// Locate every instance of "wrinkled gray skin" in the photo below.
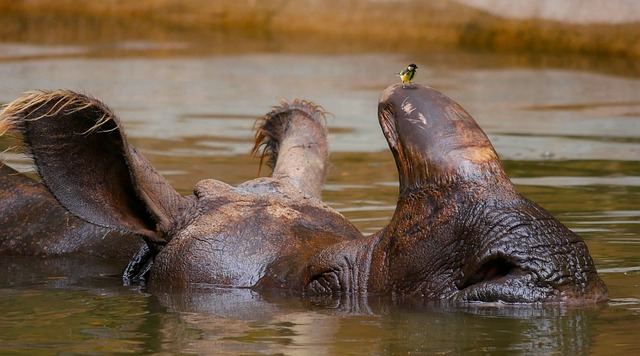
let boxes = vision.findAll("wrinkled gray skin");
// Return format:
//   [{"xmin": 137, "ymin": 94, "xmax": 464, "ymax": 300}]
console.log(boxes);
[
  {"xmin": 0, "ymin": 86, "xmax": 607, "ymax": 303},
  {"xmin": 0, "ymin": 91, "xmax": 364, "ymax": 288},
  {"xmin": 368, "ymin": 84, "xmax": 607, "ymax": 302}
]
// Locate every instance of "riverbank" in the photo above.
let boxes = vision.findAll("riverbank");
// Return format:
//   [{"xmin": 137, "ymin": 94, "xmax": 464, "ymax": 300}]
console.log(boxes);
[{"xmin": 0, "ymin": 0, "xmax": 638, "ymax": 57}]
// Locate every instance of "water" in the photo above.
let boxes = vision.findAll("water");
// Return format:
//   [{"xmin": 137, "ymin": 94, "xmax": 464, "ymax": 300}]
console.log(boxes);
[{"xmin": 0, "ymin": 39, "xmax": 639, "ymax": 354}]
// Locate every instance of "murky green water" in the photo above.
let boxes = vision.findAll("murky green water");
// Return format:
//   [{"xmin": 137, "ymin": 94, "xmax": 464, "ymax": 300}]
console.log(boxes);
[{"xmin": 0, "ymin": 39, "xmax": 639, "ymax": 354}]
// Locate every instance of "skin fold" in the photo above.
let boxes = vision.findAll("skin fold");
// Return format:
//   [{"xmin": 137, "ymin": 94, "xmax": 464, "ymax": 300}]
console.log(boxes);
[
  {"xmin": 0, "ymin": 86, "xmax": 607, "ymax": 303},
  {"xmin": 368, "ymin": 84, "xmax": 607, "ymax": 302}
]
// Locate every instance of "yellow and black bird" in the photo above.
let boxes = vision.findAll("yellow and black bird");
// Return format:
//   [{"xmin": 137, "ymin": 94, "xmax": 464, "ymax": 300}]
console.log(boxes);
[{"xmin": 397, "ymin": 63, "xmax": 418, "ymax": 88}]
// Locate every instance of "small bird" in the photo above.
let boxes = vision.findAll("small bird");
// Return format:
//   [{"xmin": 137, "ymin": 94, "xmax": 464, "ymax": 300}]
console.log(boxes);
[{"xmin": 397, "ymin": 63, "xmax": 418, "ymax": 88}]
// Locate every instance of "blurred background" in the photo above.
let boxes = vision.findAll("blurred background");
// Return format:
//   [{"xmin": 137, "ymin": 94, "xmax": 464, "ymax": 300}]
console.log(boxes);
[{"xmin": 1, "ymin": 0, "xmax": 639, "ymax": 57}]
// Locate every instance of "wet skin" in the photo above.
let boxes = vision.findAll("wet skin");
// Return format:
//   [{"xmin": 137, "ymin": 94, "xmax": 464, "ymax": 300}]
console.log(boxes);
[
  {"xmin": 369, "ymin": 84, "xmax": 607, "ymax": 302},
  {"xmin": 0, "ymin": 164, "xmax": 141, "ymax": 259},
  {"xmin": 0, "ymin": 86, "xmax": 607, "ymax": 303}
]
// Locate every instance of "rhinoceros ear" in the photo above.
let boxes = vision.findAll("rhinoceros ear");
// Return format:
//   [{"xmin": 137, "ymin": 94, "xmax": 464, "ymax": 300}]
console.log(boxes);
[{"xmin": 0, "ymin": 90, "xmax": 186, "ymax": 244}]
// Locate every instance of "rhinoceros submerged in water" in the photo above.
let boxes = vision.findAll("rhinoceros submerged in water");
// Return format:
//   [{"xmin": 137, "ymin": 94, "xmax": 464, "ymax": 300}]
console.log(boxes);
[{"xmin": 0, "ymin": 84, "xmax": 607, "ymax": 303}]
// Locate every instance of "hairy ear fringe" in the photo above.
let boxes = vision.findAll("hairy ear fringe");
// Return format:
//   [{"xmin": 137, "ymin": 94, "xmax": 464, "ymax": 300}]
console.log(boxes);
[
  {"xmin": 251, "ymin": 98, "xmax": 328, "ymax": 175},
  {"xmin": 1, "ymin": 89, "xmax": 118, "ymax": 136},
  {"xmin": 0, "ymin": 89, "xmax": 120, "ymax": 162}
]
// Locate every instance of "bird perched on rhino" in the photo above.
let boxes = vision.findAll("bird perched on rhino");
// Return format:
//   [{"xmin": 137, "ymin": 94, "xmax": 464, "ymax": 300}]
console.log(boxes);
[{"xmin": 397, "ymin": 63, "xmax": 418, "ymax": 88}]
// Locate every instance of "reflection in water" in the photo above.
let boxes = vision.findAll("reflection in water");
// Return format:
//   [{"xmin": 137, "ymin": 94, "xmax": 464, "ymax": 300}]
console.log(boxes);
[
  {"xmin": 148, "ymin": 288, "xmax": 604, "ymax": 355},
  {"xmin": 378, "ymin": 303, "xmax": 602, "ymax": 355},
  {"xmin": 155, "ymin": 289, "xmax": 339, "ymax": 355},
  {"xmin": 0, "ymin": 257, "xmax": 148, "ymax": 354},
  {"xmin": 0, "ymin": 288, "xmax": 150, "ymax": 354},
  {"xmin": 0, "ymin": 258, "xmax": 605, "ymax": 355}
]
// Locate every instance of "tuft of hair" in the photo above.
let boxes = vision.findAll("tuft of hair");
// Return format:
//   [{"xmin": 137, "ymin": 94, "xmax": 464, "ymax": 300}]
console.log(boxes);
[
  {"xmin": 0, "ymin": 89, "xmax": 118, "ymax": 145},
  {"xmin": 251, "ymin": 98, "xmax": 328, "ymax": 174}
]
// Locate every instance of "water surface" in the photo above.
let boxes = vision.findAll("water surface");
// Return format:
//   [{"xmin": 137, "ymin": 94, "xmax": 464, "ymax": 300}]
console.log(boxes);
[{"xmin": 0, "ymin": 40, "xmax": 639, "ymax": 354}]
